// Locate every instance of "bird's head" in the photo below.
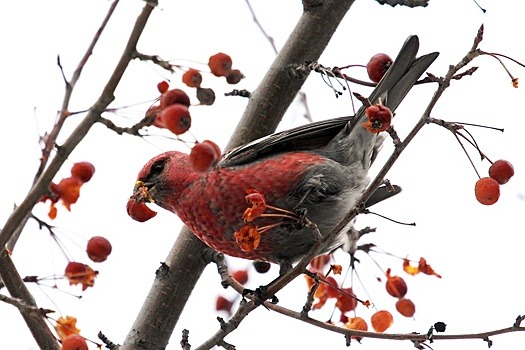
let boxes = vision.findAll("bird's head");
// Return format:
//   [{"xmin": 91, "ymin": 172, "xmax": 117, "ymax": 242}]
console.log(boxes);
[{"xmin": 129, "ymin": 151, "xmax": 197, "ymax": 218}]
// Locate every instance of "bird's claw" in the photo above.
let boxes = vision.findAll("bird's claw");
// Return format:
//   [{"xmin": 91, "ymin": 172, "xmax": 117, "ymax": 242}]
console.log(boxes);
[{"xmin": 242, "ymin": 285, "xmax": 279, "ymax": 306}]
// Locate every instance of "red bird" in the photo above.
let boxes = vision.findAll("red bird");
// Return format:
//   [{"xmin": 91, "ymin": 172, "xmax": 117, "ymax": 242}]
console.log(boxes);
[{"xmin": 133, "ymin": 36, "xmax": 438, "ymax": 275}]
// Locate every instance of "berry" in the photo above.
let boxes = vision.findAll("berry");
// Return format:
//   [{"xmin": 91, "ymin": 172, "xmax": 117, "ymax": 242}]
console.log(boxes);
[
  {"xmin": 127, "ymin": 199, "xmax": 157, "ymax": 222},
  {"xmin": 232, "ymin": 269, "xmax": 249, "ymax": 284},
  {"xmin": 64, "ymin": 262, "xmax": 97, "ymax": 290},
  {"xmin": 434, "ymin": 321, "xmax": 447, "ymax": 332},
  {"xmin": 253, "ymin": 261, "xmax": 271, "ymax": 273},
  {"xmin": 160, "ymin": 88, "xmax": 191, "ymax": 108},
  {"xmin": 208, "ymin": 52, "xmax": 232, "ymax": 77},
  {"xmin": 215, "ymin": 296, "xmax": 233, "ymax": 314},
  {"xmin": 474, "ymin": 177, "xmax": 500, "ymax": 205},
  {"xmin": 366, "ymin": 53, "xmax": 393, "ymax": 83},
  {"xmin": 61, "ymin": 334, "xmax": 88, "ymax": 350},
  {"xmin": 395, "ymin": 298, "xmax": 415, "ymax": 317},
  {"xmin": 65, "ymin": 262, "xmax": 87, "ymax": 276},
  {"xmin": 363, "ymin": 103, "xmax": 392, "ymax": 133},
  {"xmin": 189, "ymin": 141, "xmax": 220, "ymax": 172},
  {"xmin": 57, "ymin": 177, "xmax": 83, "ymax": 210},
  {"xmin": 86, "ymin": 236, "xmax": 112, "ymax": 263},
  {"xmin": 488, "ymin": 159, "xmax": 514, "ymax": 185},
  {"xmin": 196, "ymin": 87, "xmax": 216, "ymax": 105},
  {"xmin": 157, "ymin": 104, "xmax": 192, "ymax": 135},
  {"xmin": 344, "ymin": 317, "xmax": 368, "ymax": 340},
  {"xmin": 371, "ymin": 310, "xmax": 393, "ymax": 333},
  {"xmin": 385, "ymin": 269, "xmax": 407, "ymax": 298},
  {"xmin": 71, "ymin": 162, "xmax": 95, "ymax": 183},
  {"xmin": 146, "ymin": 105, "xmax": 161, "ymax": 122},
  {"xmin": 226, "ymin": 69, "xmax": 244, "ymax": 84},
  {"xmin": 157, "ymin": 80, "xmax": 169, "ymax": 94},
  {"xmin": 335, "ymin": 287, "xmax": 357, "ymax": 313},
  {"xmin": 182, "ymin": 68, "xmax": 202, "ymax": 88}
]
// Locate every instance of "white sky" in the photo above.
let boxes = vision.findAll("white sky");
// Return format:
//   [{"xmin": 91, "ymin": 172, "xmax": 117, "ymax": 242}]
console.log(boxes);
[{"xmin": 1, "ymin": 1, "xmax": 524, "ymax": 349}]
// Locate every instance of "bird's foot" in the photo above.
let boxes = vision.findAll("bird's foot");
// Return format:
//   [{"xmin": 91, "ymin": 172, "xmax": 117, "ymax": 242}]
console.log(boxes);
[{"xmin": 242, "ymin": 285, "xmax": 279, "ymax": 306}]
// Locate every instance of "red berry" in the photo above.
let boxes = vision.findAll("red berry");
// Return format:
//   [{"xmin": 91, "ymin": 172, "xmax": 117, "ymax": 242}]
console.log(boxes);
[
  {"xmin": 189, "ymin": 141, "xmax": 220, "ymax": 172},
  {"xmin": 86, "ymin": 236, "xmax": 112, "ymax": 263},
  {"xmin": 363, "ymin": 103, "xmax": 392, "ymax": 133},
  {"xmin": 385, "ymin": 269, "xmax": 407, "ymax": 298},
  {"xmin": 146, "ymin": 104, "xmax": 161, "ymax": 123},
  {"xmin": 395, "ymin": 298, "xmax": 416, "ymax": 317},
  {"xmin": 215, "ymin": 295, "xmax": 233, "ymax": 314},
  {"xmin": 157, "ymin": 104, "xmax": 192, "ymax": 135},
  {"xmin": 202, "ymin": 140, "xmax": 221, "ymax": 159},
  {"xmin": 366, "ymin": 53, "xmax": 393, "ymax": 83},
  {"xmin": 208, "ymin": 52, "xmax": 232, "ymax": 77},
  {"xmin": 335, "ymin": 287, "xmax": 357, "ymax": 313},
  {"xmin": 157, "ymin": 81, "xmax": 169, "ymax": 94},
  {"xmin": 57, "ymin": 177, "xmax": 83, "ymax": 210},
  {"xmin": 71, "ymin": 162, "xmax": 95, "ymax": 183},
  {"xmin": 344, "ymin": 317, "xmax": 368, "ymax": 340},
  {"xmin": 160, "ymin": 88, "xmax": 191, "ymax": 108},
  {"xmin": 253, "ymin": 261, "xmax": 271, "ymax": 273},
  {"xmin": 127, "ymin": 199, "xmax": 157, "ymax": 222},
  {"xmin": 226, "ymin": 69, "xmax": 244, "ymax": 84},
  {"xmin": 65, "ymin": 262, "xmax": 87, "ymax": 276},
  {"xmin": 61, "ymin": 334, "xmax": 88, "ymax": 350},
  {"xmin": 371, "ymin": 310, "xmax": 393, "ymax": 333},
  {"xmin": 182, "ymin": 68, "xmax": 202, "ymax": 88},
  {"xmin": 475, "ymin": 177, "xmax": 500, "ymax": 205},
  {"xmin": 232, "ymin": 269, "xmax": 249, "ymax": 284},
  {"xmin": 489, "ymin": 159, "xmax": 514, "ymax": 185}
]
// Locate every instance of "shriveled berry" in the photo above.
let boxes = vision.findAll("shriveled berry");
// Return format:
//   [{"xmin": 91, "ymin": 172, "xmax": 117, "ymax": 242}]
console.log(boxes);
[
  {"xmin": 366, "ymin": 53, "xmax": 393, "ymax": 83},
  {"xmin": 189, "ymin": 141, "xmax": 220, "ymax": 172},
  {"xmin": 86, "ymin": 236, "xmax": 112, "ymax": 263},
  {"xmin": 434, "ymin": 321, "xmax": 447, "ymax": 332},
  {"xmin": 363, "ymin": 103, "xmax": 392, "ymax": 133},
  {"xmin": 57, "ymin": 177, "xmax": 83, "ymax": 210},
  {"xmin": 71, "ymin": 162, "xmax": 95, "ymax": 183},
  {"xmin": 160, "ymin": 88, "xmax": 191, "ymax": 108},
  {"xmin": 157, "ymin": 81, "xmax": 169, "ymax": 94},
  {"xmin": 182, "ymin": 68, "xmax": 202, "ymax": 88},
  {"xmin": 208, "ymin": 52, "xmax": 232, "ymax": 77},
  {"xmin": 371, "ymin": 310, "xmax": 393, "ymax": 333},
  {"xmin": 489, "ymin": 159, "xmax": 514, "ymax": 185},
  {"xmin": 127, "ymin": 199, "xmax": 157, "ymax": 222},
  {"xmin": 226, "ymin": 69, "xmax": 244, "ymax": 84},
  {"xmin": 475, "ymin": 177, "xmax": 500, "ymax": 205},
  {"xmin": 253, "ymin": 261, "xmax": 271, "ymax": 273},
  {"xmin": 196, "ymin": 87, "xmax": 215, "ymax": 106},
  {"xmin": 395, "ymin": 298, "xmax": 415, "ymax": 317},
  {"xmin": 61, "ymin": 334, "xmax": 88, "ymax": 350},
  {"xmin": 158, "ymin": 104, "xmax": 192, "ymax": 135}
]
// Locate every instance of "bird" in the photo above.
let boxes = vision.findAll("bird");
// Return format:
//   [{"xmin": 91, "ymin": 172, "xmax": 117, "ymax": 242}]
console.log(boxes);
[{"xmin": 132, "ymin": 36, "xmax": 439, "ymax": 276}]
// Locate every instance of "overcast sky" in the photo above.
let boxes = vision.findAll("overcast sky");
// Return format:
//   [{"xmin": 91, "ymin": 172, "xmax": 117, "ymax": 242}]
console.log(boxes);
[{"xmin": 1, "ymin": 1, "xmax": 524, "ymax": 349}]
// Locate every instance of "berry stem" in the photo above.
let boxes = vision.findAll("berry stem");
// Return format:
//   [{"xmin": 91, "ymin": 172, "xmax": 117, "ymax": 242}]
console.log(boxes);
[{"xmin": 453, "ymin": 132, "xmax": 482, "ymax": 179}]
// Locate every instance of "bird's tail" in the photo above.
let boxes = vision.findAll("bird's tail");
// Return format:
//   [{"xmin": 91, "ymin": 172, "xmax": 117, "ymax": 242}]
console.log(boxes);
[{"xmin": 335, "ymin": 35, "xmax": 439, "ymax": 167}]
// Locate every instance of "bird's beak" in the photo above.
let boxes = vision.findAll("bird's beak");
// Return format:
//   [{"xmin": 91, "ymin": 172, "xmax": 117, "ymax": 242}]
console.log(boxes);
[{"xmin": 132, "ymin": 180, "xmax": 156, "ymax": 203}]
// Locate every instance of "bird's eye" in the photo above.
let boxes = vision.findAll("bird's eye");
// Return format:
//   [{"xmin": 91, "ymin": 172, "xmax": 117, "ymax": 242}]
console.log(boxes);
[{"xmin": 150, "ymin": 159, "xmax": 165, "ymax": 175}]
